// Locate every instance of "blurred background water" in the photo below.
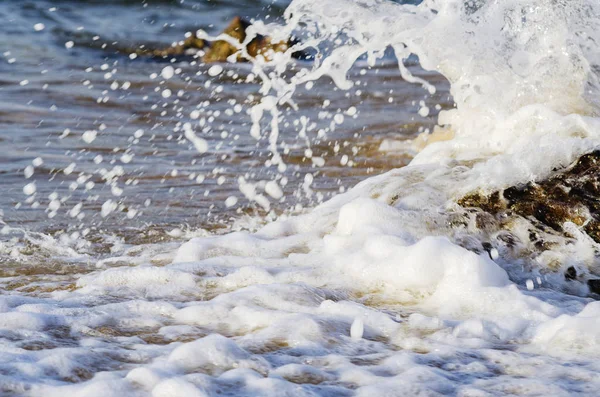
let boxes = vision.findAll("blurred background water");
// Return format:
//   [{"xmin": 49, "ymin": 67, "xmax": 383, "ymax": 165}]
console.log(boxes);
[{"xmin": 0, "ymin": 0, "xmax": 449, "ymax": 252}]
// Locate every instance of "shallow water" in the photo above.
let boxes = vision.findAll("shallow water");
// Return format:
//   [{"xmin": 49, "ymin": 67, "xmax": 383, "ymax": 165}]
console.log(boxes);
[
  {"xmin": 3, "ymin": 0, "xmax": 600, "ymax": 396},
  {"xmin": 0, "ymin": 0, "xmax": 446, "ymax": 237}
]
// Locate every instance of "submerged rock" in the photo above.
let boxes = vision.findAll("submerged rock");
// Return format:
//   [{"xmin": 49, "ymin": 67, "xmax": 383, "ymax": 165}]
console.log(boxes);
[{"xmin": 140, "ymin": 16, "xmax": 303, "ymax": 63}]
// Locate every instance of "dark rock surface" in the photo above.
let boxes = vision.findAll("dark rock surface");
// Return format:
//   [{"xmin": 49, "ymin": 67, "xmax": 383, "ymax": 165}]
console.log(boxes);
[
  {"xmin": 459, "ymin": 151, "xmax": 600, "ymax": 242},
  {"xmin": 457, "ymin": 150, "xmax": 600, "ymax": 292}
]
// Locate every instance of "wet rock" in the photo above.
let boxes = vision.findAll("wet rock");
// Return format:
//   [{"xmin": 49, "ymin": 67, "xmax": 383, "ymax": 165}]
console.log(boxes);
[
  {"xmin": 456, "ymin": 151, "xmax": 600, "ymax": 289},
  {"xmin": 458, "ymin": 150, "xmax": 600, "ymax": 243},
  {"xmin": 202, "ymin": 16, "xmax": 250, "ymax": 63},
  {"xmin": 588, "ymin": 278, "xmax": 600, "ymax": 294},
  {"xmin": 141, "ymin": 16, "xmax": 304, "ymax": 63},
  {"xmin": 565, "ymin": 266, "xmax": 578, "ymax": 281}
]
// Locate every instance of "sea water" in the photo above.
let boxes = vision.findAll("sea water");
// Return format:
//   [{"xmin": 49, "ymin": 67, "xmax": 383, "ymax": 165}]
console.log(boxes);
[{"xmin": 2, "ymin": 0, "xmax": 600, "ymax": 396}]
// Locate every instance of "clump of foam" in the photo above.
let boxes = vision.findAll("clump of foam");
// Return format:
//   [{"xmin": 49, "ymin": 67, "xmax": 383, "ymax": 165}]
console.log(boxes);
[{"xmin": 77, "ymin": 266, "xmax": 198, "ymax": 299}]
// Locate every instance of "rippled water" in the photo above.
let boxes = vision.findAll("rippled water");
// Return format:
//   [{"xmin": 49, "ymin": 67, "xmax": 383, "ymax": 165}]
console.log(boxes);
[{"xmin": 0, "ymin": 0, "xmax": 447, "ymax": 238}]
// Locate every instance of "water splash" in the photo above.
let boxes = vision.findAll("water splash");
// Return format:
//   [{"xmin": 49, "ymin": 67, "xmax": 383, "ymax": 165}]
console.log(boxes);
[{"xmin": 238, "ymin": 0, "xmax": 600, "ymax": 168}]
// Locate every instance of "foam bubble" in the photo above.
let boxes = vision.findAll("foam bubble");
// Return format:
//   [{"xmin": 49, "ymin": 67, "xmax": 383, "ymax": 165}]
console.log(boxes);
[
  {"xmin": 208, "ymin": 65, "xmax": 223, "ymax": 77},
  {"xmin": 23, "ymin": 182, "xmax": 36, "ymax": 195},
  {"xmin": 161, "ymin": 66, "xmax": 175, "ymax": 80}
]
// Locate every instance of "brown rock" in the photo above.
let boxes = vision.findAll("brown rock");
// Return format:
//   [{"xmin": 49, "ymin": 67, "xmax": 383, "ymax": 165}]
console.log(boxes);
[
  {"xmin": 458, "ymin": 151, "xmax": 600, "ymax": 240},
  {"xmin": 203, "ymin": 16, "xmax": 297, "ymax": 63},
  {"xmin": 202, "ymin": 16, "xmax": 250, "ymax": 63},
  {"xmin": 457, "ymin": 151, "xmax": 600, "ymax": 285},
  {"xmin": 139, "ymin": 16, "xmax": 301, "ymax": 63}
]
